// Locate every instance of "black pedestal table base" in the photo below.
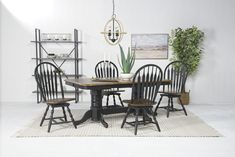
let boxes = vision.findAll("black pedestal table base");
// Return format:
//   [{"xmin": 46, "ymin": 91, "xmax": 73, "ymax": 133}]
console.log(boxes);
[{"xmin": 74, "ymin": 89, "xmax": 127, "ymax": 128}]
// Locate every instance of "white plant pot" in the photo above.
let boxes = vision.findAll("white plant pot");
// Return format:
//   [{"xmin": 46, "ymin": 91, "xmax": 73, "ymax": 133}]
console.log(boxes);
[{"xmin": 120, "ymin": 73, "xmax": 134, "ymax": 80}]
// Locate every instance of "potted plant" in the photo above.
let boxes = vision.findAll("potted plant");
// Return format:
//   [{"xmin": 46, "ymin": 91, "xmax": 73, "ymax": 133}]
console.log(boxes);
[
  {"xmin": 118, "ymin": 44, "xmax": 135, "ymax": 80},
  {"xmin": 169, "ymin": 26, "xmax": 204, "ymax": 105}
]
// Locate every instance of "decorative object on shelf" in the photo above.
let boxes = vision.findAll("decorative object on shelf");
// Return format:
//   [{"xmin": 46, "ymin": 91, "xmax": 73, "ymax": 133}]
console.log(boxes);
[
  {"xmin": 42, "ymin": 33, "xmax": 72, "ymax": 41},
  {"xmin": 59, "ymin": 53, "xmax": 70, "ymax": 58},
  {"xmin": 101, "ymin": 0, "xmax": 126, "ymax": 45},
  {"xmin": 47, "ymin": 53, "xmax": 71, "ymax": 59},
  {"xmin": 169, "ymin": 26, "xmax": 204, "ymax": 105},
  {"xmin": 47, "ymin": 53, "xmax": 56, "ymax": 59},
  {"xmin": 118, "ymin": 44, "xmax": 135, "ymax": 80},
  {"xmin": 131, "ymin": 34, "xmax": 169, "ymax": 59}
]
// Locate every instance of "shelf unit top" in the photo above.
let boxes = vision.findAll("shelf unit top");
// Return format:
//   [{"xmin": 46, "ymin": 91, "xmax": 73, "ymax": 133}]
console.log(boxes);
[
  {"xmin": 32, "ymin": 74, "xmax": 83, "ymax": 77},
  {"xmin": 31, "ymin": 57, "xmax": 83, "ymax": 60}
]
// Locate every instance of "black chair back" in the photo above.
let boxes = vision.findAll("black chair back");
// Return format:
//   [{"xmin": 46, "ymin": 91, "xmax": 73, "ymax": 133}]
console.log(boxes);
[
  {"xmin": 131, "ymin": 64, "xmax": 163, "ymax": 103},
  {"xmin": 163, "ymin": 61, "xmax": 188, "ymax": 93},
  {"xmin": 95, "ymin": 60, "xmax": 119, "ymax": 78},
  {"xmin": 34, "ymin": 62, "xmax": 64, "ymax": 102}
]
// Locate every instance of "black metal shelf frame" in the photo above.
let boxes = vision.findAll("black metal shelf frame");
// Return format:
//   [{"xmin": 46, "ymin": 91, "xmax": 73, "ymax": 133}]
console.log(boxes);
[{"xmin": 33, "ymin": 28, "xmax": 82, "ymax": 103}]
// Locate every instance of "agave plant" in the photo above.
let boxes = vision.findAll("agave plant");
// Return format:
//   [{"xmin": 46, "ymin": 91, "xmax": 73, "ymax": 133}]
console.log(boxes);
[{"xmin": 118, "ymin": 44, "xmax": 135, "ymax": 73}]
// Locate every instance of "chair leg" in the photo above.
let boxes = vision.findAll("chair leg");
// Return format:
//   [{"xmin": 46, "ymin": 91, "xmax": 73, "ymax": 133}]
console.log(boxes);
[
  {"xmin": 62, "ymin": 106, "xmax": 67, "ymax": 122},
  {"xmin": 118, "ymin": 94, "xmax": 124, "ymax": 107},
  {"xmin": 40, "ymin": 105, "xmax": 49, "ymax": 126},
  {"xmin": 167, "ymin": 97, "xmax": 170, "ymax": 118},
  {"xmin": 134, "ymin": 108, "xmax": 139, "ymax": 135},
  {"xmin": 121, "ymin": 108, "xmax": 131, "ymax": 128},
  {"xmin": 154, "ymin": 96, "xmax": 163, "ymax": 115},
  {"xmin": 149, "ymin": 109, "xmax": 161, "ymax": 132},
  {"xmin": 100, "ymin": 113, "xmax": 108, "ymax": 128},
  {"xmin": 170, "ymin": 97, "xmax": 174, "ymax": 111},
  {"xmin": 48, "ymin": 107, "xmax": 54, "ymax": 133},
  {"xmin": 142, "ymin": 108, "xmax": 146, "ymax": 125},
  {"xmin": 106, "ymin": 95, "xmax": 109, "ymax": 107},
  {"xmin": 66, "ymin": 106, "xmax": 77, "ymax": 129},
  {"xmin": 113, "ymin": 95, "xmax": 116, "ymax": 106},
  {"xmin": 179, "ymin": 97, "xmax": 188, "ymax": 116}
]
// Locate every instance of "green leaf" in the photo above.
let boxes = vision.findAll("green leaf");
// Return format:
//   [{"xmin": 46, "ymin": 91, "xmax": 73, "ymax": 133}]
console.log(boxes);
[
  {"xmin": 169, "ymin": 26, "xmax": 204, "ymax": 75},
  {"xmin": 118, "ymin": 44, "xmax": 136, "ymax": 73}
]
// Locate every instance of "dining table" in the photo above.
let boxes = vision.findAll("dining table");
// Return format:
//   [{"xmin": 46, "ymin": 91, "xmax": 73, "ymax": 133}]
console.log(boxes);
[{"xmin": 65, "ymin": 77, "xmax": 171, "ymax": 128}]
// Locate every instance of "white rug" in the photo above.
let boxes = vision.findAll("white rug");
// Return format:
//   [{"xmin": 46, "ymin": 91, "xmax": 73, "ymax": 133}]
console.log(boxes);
[{"xmin": 14, "ymin": 109, "xmax": 222, "ymax": 137}]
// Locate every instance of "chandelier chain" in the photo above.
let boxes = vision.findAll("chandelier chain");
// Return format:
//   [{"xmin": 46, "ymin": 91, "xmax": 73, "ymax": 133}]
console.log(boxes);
[{"xmin": 112, "ymin": 0, "xmax": 115, "ymax": 16}]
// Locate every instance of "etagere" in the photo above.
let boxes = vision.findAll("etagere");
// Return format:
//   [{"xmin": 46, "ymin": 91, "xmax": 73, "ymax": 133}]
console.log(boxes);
[{"xmin": 31, "ymin": 28, "xmax": 83, "ymax": 103}]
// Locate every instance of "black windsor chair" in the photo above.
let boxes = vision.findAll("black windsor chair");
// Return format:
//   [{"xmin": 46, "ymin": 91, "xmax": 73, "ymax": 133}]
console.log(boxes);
[
  {"xmin": 121, "ymin": 64, "xmax": 163, "ymax": 135},
  {"xmin": 95, "ymin": 60, "xmax": 125, "ymax": 107},
  {"xmin": 154, "ymin": 61, "xmax": 188, "ymax": 118},
  {"xmin": 34, "ymin": 62, "xmax": 77, "ymax": 132}
]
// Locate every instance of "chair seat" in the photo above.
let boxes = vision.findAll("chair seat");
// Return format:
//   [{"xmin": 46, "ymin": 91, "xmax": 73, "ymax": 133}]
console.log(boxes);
[
  {"xmin": 46, "ymin": 98, "xmax": 75, "ymax": 105},
  {"xmin": 159, "ymin": 91, "xmax": 181, "ymax": 97},
  {"xmin": 102, "ymin": 89, "xmax": 125, "ymax": 95},
  {"xmin": 123, "ymin": 99, "xmax": 156, "ymax": 107}
]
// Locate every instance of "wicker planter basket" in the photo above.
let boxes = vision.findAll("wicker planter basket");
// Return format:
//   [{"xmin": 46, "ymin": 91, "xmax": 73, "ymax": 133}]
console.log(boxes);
[{"xmin": 178, "ymin": 92, "xmax": 190, "ymax": 105}]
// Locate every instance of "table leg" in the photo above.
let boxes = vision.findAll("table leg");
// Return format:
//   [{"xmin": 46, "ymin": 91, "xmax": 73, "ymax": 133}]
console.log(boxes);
[
  {"xmin": 74, "ymin": 89, "xmax": 125, "ymax": 128},
  {"xmin": 90, "ymin": 89, "xmax": 108, "ymax": 128},
  {"xmin": 74, "ymin": 110, "xmax": 92, "ymax": 126}
]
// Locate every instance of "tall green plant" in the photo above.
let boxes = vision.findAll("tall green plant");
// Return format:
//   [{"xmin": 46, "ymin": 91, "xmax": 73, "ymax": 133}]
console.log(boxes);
[
  {"xmin": 118, "ymin": 44, "xmax": 135, "ymax": 73},
  {"xmin": 169, "ymin": 26, "xmax": 204, "ymax": 75}
]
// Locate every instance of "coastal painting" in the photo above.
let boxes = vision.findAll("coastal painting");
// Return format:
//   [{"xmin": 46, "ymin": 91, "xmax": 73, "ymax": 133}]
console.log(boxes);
[{"xmin": 131, "ymin": 34, "xmax": 169, "ymax": 59}]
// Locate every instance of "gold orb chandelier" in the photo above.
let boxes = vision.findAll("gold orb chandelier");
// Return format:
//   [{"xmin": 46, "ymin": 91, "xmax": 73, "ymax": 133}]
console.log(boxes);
[{"xmin": 101, "ymin": 0, "xmax": 126, "ymax": 45}]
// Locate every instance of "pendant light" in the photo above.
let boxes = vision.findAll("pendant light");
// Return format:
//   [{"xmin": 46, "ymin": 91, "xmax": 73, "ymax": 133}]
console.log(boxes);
[{"xmin": 101, "ymin": 0, "xmax": 126, "ymax": 45}]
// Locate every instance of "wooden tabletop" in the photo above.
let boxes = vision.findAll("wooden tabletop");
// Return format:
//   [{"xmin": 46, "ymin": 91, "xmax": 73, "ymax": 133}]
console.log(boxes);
[{"xmin": 65, "ymin": 78, "xmax": 171, "ymax": 90}]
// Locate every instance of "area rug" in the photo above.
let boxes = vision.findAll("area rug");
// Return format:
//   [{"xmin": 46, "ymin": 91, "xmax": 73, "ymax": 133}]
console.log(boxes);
[{"xmin": 14, "ymin": 109, "xmax": 222, "ymax": 137}]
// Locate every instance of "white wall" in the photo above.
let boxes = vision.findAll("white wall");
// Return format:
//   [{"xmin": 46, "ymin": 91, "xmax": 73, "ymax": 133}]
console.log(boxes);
[{"xmin": 0, "ymin": 0, "xmax": 235, "ymax": 104}]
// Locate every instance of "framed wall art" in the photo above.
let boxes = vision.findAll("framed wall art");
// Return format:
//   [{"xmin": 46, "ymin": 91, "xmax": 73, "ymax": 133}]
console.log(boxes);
[{"xmin": 131, "ymin": 34, "xmax": 169, "ymax": 59}]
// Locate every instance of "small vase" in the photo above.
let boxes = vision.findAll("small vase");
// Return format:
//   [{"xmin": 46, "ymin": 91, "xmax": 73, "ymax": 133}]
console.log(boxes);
[{"xmin": 120, "ymin": 73, "xmax": 134, "ymax": 80}]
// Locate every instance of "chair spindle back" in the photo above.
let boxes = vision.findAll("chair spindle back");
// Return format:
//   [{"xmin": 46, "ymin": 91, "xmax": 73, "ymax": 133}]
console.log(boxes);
[
  {"xmin": 131, "ymin": 64, "xmax": 163, "ymax": 103},
  {"xmin": 95, "ymin": 60, "xmax": 119, "ymax": 78},
  {"xmin": 163, "ymin": 61, "xmax": 188, "ymax": 93},
  {"xmin": 34, "ymin": 62, "xmax": 64, "ymax": 102}
]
